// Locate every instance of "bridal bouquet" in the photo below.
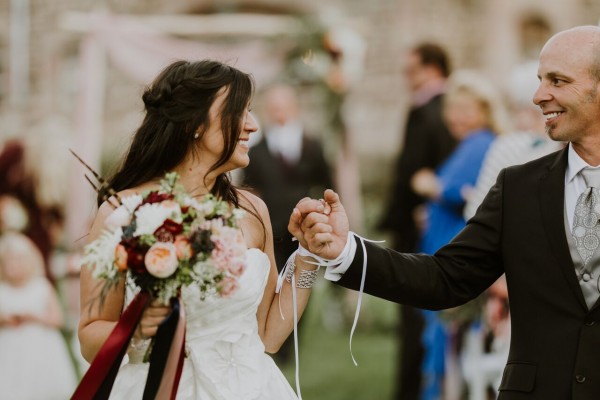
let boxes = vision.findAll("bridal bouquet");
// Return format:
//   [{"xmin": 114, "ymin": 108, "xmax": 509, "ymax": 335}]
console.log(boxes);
[
  {"xmin": 72, "ymin": 169, "xmax": 247, "ymax": 400},
  {"xmin": 81, "ymin": 172, "xmax": 247, "ymax": 306}
]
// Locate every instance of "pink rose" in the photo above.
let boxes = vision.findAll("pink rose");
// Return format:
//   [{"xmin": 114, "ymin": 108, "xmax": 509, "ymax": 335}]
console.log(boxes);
[
  {"xmin": 218, "ymin": 276, "xmax": 239, "ymax": 297},
  {"xmin": 144, "ymin": 242, "xmax": 179, "ymax": 278},
  {"xmin": 227, "ymin": 258, "xmax": 246, "ymax": 277},
  {"xmin": 210, "ymin": 227, "xmax": 247, "ymax": 271},
  {"xmin": 174, "ymin": 236, "xmax": 193, "ymax": 260}
]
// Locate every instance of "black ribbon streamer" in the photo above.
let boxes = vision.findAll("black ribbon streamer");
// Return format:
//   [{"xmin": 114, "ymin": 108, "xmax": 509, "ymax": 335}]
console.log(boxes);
[
  {"xmin": 142, "ymin": 297, "xmax": 181, "ymax": 400},
  {"xmin": 71, "ymin": 291, "xmax": 152, "ymax": 400}
]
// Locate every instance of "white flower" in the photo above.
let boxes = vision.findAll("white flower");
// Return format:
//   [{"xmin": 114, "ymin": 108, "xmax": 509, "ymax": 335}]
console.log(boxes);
[
  {"xmin": 134, "ymin": 202, "xmax": 181, "ymax": 236},
  {"xmin": 104, "ymin": 206, "xmax": 132, "ymax": 230},
  {"xmin": 232, "ymin": 208, "xmax": 245, "ymax": 220},
  {"xmin": 81, "ymin": 227, "xmax": 123, "ymax": 280},
  {"xmin": 181, "ymin": 196, "xmax": 201, "ymax": 210},
  {"xmin": 194, "ymin": 197, "xmax": 217, "ymax": 215},
  {"xmin": 121, "ymin": 194, "xmax": 143, "ymax": 213}
]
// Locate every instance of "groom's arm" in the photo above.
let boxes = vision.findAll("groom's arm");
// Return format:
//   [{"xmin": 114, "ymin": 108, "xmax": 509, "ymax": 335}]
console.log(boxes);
[
  {"xmin": 333, "ymin": 238, "xmax": 501, "ymax": 310},
  {"xmin": 294, "ymin": 171, "xmax": 507, "ymax": 311}
]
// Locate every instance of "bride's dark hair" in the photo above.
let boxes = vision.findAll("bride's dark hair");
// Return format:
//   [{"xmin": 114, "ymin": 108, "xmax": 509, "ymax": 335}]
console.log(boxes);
[{"xmin": 102, "ymin": 60, "xmax": 254, "ymax": 210}]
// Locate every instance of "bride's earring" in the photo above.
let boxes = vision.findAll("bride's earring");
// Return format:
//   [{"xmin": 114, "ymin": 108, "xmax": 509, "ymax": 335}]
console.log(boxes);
[{"xmin": 194, "ymin": 132, "xmax": 199, "ymax": 139}]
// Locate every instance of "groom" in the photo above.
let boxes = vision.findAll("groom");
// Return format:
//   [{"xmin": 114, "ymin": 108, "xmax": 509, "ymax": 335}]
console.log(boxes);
[{"xmin": 289, "ymin": 25, "xmax": 600, "ymax": 400}]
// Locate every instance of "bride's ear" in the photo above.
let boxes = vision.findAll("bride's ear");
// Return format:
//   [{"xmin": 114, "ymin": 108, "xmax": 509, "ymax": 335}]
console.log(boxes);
[{"xmin": 192, "ymin": 125, "xmax": 205, "ymax": 141}]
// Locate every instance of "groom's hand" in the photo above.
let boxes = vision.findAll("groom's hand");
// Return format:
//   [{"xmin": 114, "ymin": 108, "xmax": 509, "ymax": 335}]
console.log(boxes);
[{"xmin": 288, "ymin": 189, "xmax": 349, "ymax": 260}]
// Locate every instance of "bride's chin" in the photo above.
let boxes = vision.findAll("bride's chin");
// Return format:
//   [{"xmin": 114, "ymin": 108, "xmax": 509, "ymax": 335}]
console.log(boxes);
[
  {"xmin": 239, "ymin": 159, "xmax": 250, "ymax": 169},
  {"xmin": 225, "ymin": 157, "xmax": 249, "ymax": 171}
]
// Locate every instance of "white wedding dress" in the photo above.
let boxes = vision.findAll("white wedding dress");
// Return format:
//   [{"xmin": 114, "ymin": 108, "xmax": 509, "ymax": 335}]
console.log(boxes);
[
  {"xmin": 109, "ymin": 248, "xmax": 298, "ymax": 399},
  {"xmin": 0, "ymin": 277, "xmax": 77, "ymax": 400}
]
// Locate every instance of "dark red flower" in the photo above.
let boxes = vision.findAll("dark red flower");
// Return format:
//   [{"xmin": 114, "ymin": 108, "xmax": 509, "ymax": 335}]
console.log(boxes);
[
  {"xmin": 121, "ymin": 238, "xmax": 149, "ymax": 274},
  {"xmin": 153, "ymin": 219, "xmax": 183, "ymax": 243},
  {"xmin": 154, "ymin": 228, "xmax": 174, "ymax": 243},
  {"xmin": 161, "ymin": 219, "xmax": 184, "ymax": 234},
  {"xmin": 144, "ymin": 192, "xmax": 174, "ymax": 204}
]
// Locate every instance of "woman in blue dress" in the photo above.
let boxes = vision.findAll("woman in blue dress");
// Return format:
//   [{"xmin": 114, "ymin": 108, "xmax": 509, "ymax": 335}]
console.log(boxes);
[{"xmin": 410, "ymin": 70, "xmax": 509, "ymax": 400}]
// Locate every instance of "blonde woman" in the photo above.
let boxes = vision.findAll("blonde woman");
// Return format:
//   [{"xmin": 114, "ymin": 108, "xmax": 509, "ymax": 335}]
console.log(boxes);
[{"xmin": 409, "ymin": 70, "xmax": 507, "ymax": 400}]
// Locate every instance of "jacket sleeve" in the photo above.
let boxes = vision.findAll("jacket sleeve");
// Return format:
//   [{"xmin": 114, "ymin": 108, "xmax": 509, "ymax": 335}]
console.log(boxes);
[{"xmin": 336, "ymin": 168, "xmax": 506, "ymax": 310}]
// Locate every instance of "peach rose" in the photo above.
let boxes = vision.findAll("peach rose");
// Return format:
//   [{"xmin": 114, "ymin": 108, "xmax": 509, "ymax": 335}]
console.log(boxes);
[
  {"xmin": 145, "ymin": 242, "xmax": 179, "ymax": 278},
  {"xmin": 114, "ymin": 244, "xmax": 128, "ymax": 272},
  {"xmin": 174, "ymin": 236, "xmax": 193, "ymax": 260}
]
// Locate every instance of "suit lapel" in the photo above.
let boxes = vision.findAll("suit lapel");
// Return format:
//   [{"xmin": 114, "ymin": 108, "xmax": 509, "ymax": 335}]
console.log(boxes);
[{"xmin": 539, "ymin": 148, "xmax": 588, "ymax": 310}]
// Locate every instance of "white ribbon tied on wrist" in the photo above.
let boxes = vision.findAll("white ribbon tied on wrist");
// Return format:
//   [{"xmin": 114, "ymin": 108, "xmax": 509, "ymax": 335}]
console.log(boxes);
[{"xmin": 275, "ymin": 231, "xmax": 384, "ymax": 399}]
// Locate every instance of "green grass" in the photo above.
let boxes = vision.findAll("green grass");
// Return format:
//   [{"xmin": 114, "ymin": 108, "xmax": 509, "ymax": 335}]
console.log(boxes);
[{"xmin": 280, "ymin": 282, "xmax": 399, "ymax": 400}]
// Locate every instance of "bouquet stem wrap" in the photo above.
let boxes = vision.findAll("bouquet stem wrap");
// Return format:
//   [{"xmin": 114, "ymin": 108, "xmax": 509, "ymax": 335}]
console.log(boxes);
[{"xmin": 71, "ymin": 292, "xmax": 186, "ymax": 400}]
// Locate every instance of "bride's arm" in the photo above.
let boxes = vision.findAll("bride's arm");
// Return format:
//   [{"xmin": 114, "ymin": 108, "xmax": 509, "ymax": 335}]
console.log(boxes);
[
  {"xmin": 240, "ymin": 192, "xmax": 317, "ymax": 353},
  {"xmin": 78, "ymin": 197, "xmax": 171, "ymax": 363},
  {"xmin": 77, "ymin": 201, "xmax": 126, "ymax": 362}
]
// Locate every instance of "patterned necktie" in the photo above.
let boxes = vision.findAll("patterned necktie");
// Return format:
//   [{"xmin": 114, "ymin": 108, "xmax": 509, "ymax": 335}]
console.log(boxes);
[{"xmin": 572, "ymin": 168, "xmax": 600, "ymax": 268}]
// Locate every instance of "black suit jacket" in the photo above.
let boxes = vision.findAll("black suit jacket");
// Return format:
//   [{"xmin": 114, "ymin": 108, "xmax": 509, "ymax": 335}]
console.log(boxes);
[
  {"xmin": 338, "ymin": 147, "xmax": 600, "ymax": 399},
  {"xmin": 379, "ymin": 94, "xmax": 456, "ymax": 252},
  {"xmin": 243, "ymin": 134, "xmax": 332, "ymax": 269}
]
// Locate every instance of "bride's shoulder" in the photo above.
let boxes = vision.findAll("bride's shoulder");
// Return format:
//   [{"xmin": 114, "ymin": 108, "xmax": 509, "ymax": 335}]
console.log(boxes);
[
  {"xmin": 236, "ymin": 189, "xmax": 269, "ymax": 218},
  {"xmin": 235, "ymin": 189, "xmax": 272, "ymax": 248}
]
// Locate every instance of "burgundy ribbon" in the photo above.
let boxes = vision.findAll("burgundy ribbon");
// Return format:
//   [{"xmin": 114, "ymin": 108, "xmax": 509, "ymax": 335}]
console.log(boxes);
[
  {"xmin": 71, "ymin": 291, "xmax": 151, "ymax": 400},
  {"xmin": 71, "ymin": 292, "xmax": 187, "ymax": 400}
]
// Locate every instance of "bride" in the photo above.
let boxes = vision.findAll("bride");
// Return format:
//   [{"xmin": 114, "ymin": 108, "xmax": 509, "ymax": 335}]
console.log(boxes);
[{"xmin": 78, "ymin": 60, "xmax": 319, "ymax": 399}]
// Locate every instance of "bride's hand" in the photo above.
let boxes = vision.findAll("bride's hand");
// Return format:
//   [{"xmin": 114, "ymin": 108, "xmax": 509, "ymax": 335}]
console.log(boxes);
[
  {"xmin": 135, "ymin": 299, "xmax": 172, "ymax": 340},
  {"xmin": 289, "ymin": 189, "xmax": 349, "ymax": 260}
]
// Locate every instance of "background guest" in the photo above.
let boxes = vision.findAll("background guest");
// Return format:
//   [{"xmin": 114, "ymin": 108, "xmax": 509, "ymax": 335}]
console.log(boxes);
[
  {"xmin": 243, "ymin": 83, "xmax": 333, "ymax": 271},
  {"xmin": 410, "ymin": 69, "xmax": 508, "ymax": 400},
  {"xmin": 377, "ymin": 43, "xmax": 456, "ymax": 400},
  {"xmin": 242, "ymin": 83, "xmax": 333, "ymax": 364}
]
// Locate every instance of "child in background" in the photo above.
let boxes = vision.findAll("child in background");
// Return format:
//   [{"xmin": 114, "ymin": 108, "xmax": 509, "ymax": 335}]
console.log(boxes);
[
  {"xmin": 0, "ymin": 232, "xmax": 76, "ymax": 400},
  {"xmin": 461, "ymin": 276, "xmax": 511, "ymax": 400}
]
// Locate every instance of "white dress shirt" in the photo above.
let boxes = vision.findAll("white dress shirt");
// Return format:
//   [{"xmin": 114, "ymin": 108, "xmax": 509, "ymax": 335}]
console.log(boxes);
[{"xmin": 265, "ymin": 121, "xmax": 303, "ymax": 165}]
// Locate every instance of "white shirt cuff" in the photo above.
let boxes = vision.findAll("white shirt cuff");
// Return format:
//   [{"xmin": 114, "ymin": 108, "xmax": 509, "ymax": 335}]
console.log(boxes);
[{"xmin": 323, "ymin": 234, "xmax": 357, "ymax": 282}]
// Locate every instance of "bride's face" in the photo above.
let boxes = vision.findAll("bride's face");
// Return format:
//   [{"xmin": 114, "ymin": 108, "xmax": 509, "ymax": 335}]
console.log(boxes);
[{"xmin": 197, "ymin": 89, "xmax": 258, "ymax": 173}]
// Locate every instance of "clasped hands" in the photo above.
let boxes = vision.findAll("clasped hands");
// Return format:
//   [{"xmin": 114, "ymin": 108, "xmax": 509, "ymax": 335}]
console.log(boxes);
[{"xmin": 288, "ymin": 189, "xmax": 350, "ymax": 261}]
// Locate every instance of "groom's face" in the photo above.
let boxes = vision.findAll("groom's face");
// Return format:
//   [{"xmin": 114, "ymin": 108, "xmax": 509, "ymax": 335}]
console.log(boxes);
[{"xmin": 534, "ymin": 30, "xmax": 600, "ymax": 145}]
